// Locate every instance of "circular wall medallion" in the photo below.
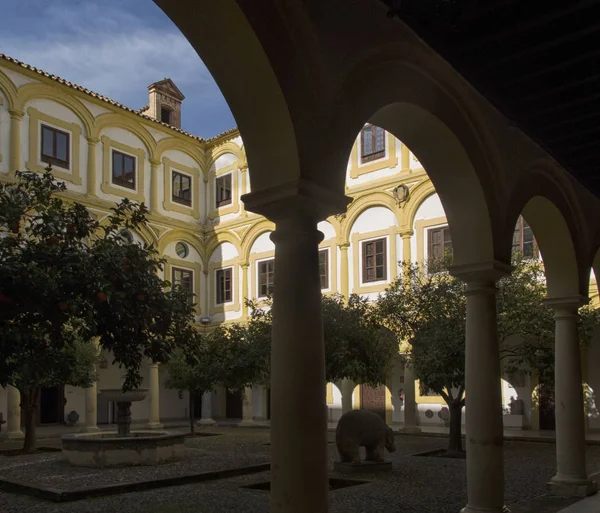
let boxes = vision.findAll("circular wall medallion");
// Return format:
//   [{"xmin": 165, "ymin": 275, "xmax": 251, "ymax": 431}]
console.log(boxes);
[
  {"xmin": 120, "ymin": 230, "xmax": 133, "ymax": 244},
  {"xmin": 175, "ymin": 242, "xmax": 189, "ymax": 259},
  {"xmin": 425, "ymin": 409, "xmax": 434, "ymax": 419}
]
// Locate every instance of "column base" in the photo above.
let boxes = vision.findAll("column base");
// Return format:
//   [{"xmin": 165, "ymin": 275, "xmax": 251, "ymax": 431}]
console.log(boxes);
[
  {"xmin": 146, "ymin": 422, "xmax": 164, "ymax": 430},
  {"xmin": 81, "ymin": 425, "xmax": 101, "ymax": 433},
  {"xmin": 197, "ymin": 419, "xmax": 216, "ymax": 426},
  {"xmin": 2, "ymin": 430, "xmax": 24, "ymax": 440},
  {"xmin": 399, "ymin": 426, "xmax": 421, "ymax": 434},
  {"xmin": 547, "ymin": 475, "xmax": 598, "ymax": 497},
  {"xmin": 460, "ymin": 505, "xmax": 508, "ymax": 513}
]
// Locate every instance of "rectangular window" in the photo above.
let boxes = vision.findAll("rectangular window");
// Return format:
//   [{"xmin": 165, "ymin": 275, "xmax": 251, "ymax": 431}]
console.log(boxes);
[
  {"xmin": 360, "ymin": 124, "xmax": 386, "ymax": 163},
  {"xmin": 216, "ymin": 174, "xmax": 232, "ymax": 207},
  {"xmin": 172, "ymin": 267, "xmax": 194, "ymax": 305},
  {"xmin": 362, "ymin": 238, "xmax": 387, "ymax": 283},
  {"xmin": 319, "ymin": 249, "xmax": 329, "ymax": 290},
  {"xmin": 41, "ymin": 124, "xmax": 70, "ymax": 169},
  {"xmin": 172, "ymin": 171, "xmax": 192, "ymax": 206},
  {"xmin": 258, "ymin": 259, "xmax": 275, "ymax": 297},
  {"xmin": 161, "ymin": 107, "xmax": 171, "ymax": 124},
  {"xmin": 216, "ymin": 267, "xmax": 233, "ymax": 304},
  {"xmin": 512, "ymin": 216, "xmax": 538, "ymax": 259},
  {"xmin": 112, "ymin": 150, "xmax": 136, "ymax": 190},
  {"xmin": 427, "ymin": 226, "xmax": 453, "ymax": 270}
]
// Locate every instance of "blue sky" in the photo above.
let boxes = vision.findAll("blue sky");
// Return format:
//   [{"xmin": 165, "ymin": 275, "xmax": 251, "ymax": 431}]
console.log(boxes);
[{"xmin": 0, "ymin": 0, "xmax": 236, "ymax": 138}]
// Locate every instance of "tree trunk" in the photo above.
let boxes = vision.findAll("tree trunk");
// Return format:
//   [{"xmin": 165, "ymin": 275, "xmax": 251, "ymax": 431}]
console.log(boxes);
[
  {"xmin": 21, "ymin": 387, "xmax": 39, "ymax": 454},
  {"xmin": 189, "ymin": 391, "xmax": 195, "ymax": 435},
  {"xmin": 448, "ymin": 399, "xmax": 464, "ymax": 453}
]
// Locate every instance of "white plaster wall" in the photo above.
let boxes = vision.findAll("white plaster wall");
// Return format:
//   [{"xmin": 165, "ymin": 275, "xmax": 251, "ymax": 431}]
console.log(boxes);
[
  {"xmin": 64, "ymin": 386, "xmax": 86, "ymax": 424},
  {"xmin": 231, "ymin": 136, "xmax": 243, "ymax": 147},
  {"xmin": 212, "ymin": 152, "xmax": 237, "ymax": 171},
  {"xmin": 79, "ymin": 98, "xmax": 111, "ymax": 118},
  {"xmin": 0, "ymin": 67, "xmax": 39, "ymax": 87},
  {"xmin": 163, "ymin": 240, "xmax": 202, "ymax": 263},
  {"xmin": 409, "ymin": 151, "xmax": 422, "ymax": 170},
  {"xmin": 159, "ymin": 368, "xmax": 189, "ymax": 420},
  {"xmin": 22, "ymin": 98, "xmax": 88, "ymax": 195},
  {"xmin": 318, "ymin": 220, "xmax": 336, "ymax": 240},
  {"xmin": 0, "ymin": 88, "xmax": 8, "ymax": 174},
  {"xmin": 326, "ymin": 383, "xmax": 343, "ymax": 423},
  {"xmin": 412, "ymin": 193, "xmax": 447, "ymax": 263},
  {"xmin": 158, "ymin": 149, "xmax": 204, "ymax": 223},
  {"xmin": 95, "ymin": 126, "xmax": 150, "ymax": 205},
  {"xmin": 345, "ymin": 134, "xmax": 403, "ymax": 188},
  {"xmin": 209, "ymin": 242, "xmax": 238, "ymax": 262},
  {"xmin": 146, "ymin": 126, "xmax": 172, "ymax": 143}
]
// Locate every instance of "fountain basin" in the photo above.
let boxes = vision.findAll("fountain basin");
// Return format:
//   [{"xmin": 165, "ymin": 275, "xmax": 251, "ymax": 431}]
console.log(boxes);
[
  {"xmin": 61, "ymin": 431, "xmax": 185, "ymax": 468},
  {"xmin": 99, "ymin": 388, "xmax": 148, "ymax": 403}
]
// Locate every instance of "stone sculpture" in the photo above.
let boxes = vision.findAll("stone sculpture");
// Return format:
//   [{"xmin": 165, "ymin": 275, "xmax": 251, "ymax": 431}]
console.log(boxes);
[{"xmin": 335, "ymin": 409, "xmax": 396, "ymax": 464}]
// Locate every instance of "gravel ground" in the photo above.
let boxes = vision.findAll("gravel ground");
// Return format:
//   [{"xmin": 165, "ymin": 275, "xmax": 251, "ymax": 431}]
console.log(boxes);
[{"xmin": 1, "ymin": 430, "xmax": 600, "ymax": 513}]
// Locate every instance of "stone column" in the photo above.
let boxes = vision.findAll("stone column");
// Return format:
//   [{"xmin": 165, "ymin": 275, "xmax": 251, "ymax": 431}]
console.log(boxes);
[
  {"xmin": 341, "ymin": 379, "xmax": 354, "ymax": 414},
  {"xmin": 5, "ymin": 386, "xmax": 23, "ymax": 439},
  {"xmin": 401, "ymin": 364, "xmax": 421, "ymax": 433},
  {"xmin": 242, "ymin": 180, "xmax": 350, "ymax": 513},
  {"xmin": 147, "ymin": 363, "xmax": 163, "ymax": 429},
  {"xmin": 86, "ymin": 137, "xmax": 99, "ymax": 196},
  {"xmin": 545, "ymin": 297, "xmax": 597, "ymax": 496},
  {"xmin": 269, "ymin": 214, "xmax": 329, "ymax": 513},
  {"xmin": 149, "ymin": 159, "xmax": 161, "ymax": 214},
  {"xmin": 8, "ymin": 108, "xmax": 24, "ymax": 175},
  {"xmin": 451, "ymin": 262, "xmax": 510, "ymax": 513},
  {"xmin": 241, "ymin": 261, "xmax": 250, "ymax": 318},
  {"xmin": 240, "ymin": 165, "xmax": 248, "ymax": 217},
  {"xmin": 338, "ymin": 242, "xmax": 350, "ymax": 299},
  {"xmin": 83, "ymin": 382, "xmax": 99, "ymax": 432},
  {"xmin": 198, "ymin": 391, "xmax": 215, "ymax": 425},
  {"xmin": 240, "ymin": 387, "xmax": 254, "ymax": 426}
]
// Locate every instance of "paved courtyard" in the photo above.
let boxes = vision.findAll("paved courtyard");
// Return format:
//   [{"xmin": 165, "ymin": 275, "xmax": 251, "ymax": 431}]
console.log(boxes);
[{"xmin": 1, "ymin": 427, "xmax": 600, "ymax": 513}]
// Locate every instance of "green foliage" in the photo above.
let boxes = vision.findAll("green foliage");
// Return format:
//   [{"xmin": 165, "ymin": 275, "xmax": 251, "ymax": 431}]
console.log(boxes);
[
  {"xmin": 240, "ymin": 294, "xmax": 398, "ymax": 388},
  {"xmin": 0, "ymin": 169, "xmax": 190, "ymax": 393}
]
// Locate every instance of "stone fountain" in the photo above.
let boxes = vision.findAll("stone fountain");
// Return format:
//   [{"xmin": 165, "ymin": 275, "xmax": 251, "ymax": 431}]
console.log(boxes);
[{"xmin": 61, "ymin": 388, "xmax": 185, "ymax": 468}]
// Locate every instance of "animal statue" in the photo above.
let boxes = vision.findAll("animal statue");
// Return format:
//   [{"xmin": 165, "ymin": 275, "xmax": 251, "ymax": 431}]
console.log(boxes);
[{"xmin": 335, "ymin": 409, "xmax": 396, "ymax": 463}]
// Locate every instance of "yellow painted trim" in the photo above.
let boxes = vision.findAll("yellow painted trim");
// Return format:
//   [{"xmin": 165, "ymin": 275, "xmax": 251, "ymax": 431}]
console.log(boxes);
[
  {"xmin": 16, "ymin": 83, "xmax": 95, "ymax": 137},
  {"xmin": 415, "ymin": 380, "xmax": 444, "ymax": 404},
  {"xmin": 401, "ymin": 142, "xmax": 410, "ymax": 170},
  {"xmin": 351, "ymin": 227, "xmax": 398, "ymax": 294},
  {"xmin": 207, "ymin": 163, "xmax": 241, "ymax": 218},
  {"xmin": 338, "ymin": 243, "xmax": 350, "ymax": 299},
  {"xmin": 8, "ymin": 108, "xmax": 23, "ymax": 175},
  {"xmin": 208, "ymin": 258, "xmax": 241, "ymax": 315},
  {"xmin": 353, "ymin": 385, "xmax": 361, "ymax": 410},
  {"xmin": 241, "ymin": 219, "xmax": 276, "ymax": 262},
  {"xmin": 162, "ymin": 157, "xmax": 201, "ymax": 218},
  {"xmin": 341, "ymin": 191, "xmax": 400, "ymax": 242},
  {"xmin": 207, "ymin": 140, "xmax": 244, "ymax": 170},
  {"xmin": 94, "ymin": 113, "xmax": 157, "ymax": 158},
  {"xmin": 385, "ymin": 379, "xmax": 393, "ymax": 425},
  {"xmin": 399, "ymin": 180, "xmax": 437, "ymax": 233},
  {"xmin": 250, "ymin": 249, "xmax": 275, "ymax": 300},
  {"xmin": 100, "ymin": 135, "xmax": 146, "ymax": 203},
  {"xmin": 164, "ymin": 256, "xmax": 202, "ymax": 315},
  {"xmin": 241, "ymin": 262, "xmax": 250, "ymax": 318},
  {"xmin": 96, "ymin": 215, "xmax": 156, "ymax": 247},
  {"xmin": 0, "ymin": 68, "xmax": 18, "ymax": 109},
  {"xmin": 326, "ymin": 383, "xmax": 333, "ymax": 405},
  {"xmin": 26, "ymin": 107, "xmax": 82, "ymax": 185},
  {"xmin": 319, "ymin": 241, "xmax": 338, "ymax": 294},
  {"xmin": 205, "ymin": 232, "xmax": 243, "ymax": 262},
  {"xmin": 154, "ymin": 137, "xmax": 205, "ymax": 171},
  {"xmin": 348, "ymin": 131, "xmax": 398, "ymax": 179},
  {"xmin": 415, "ymin": 216, "xmax": 449, "ymax": 264}
]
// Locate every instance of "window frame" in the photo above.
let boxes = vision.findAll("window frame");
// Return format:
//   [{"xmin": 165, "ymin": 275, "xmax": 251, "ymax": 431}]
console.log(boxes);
[
  {"xmin": 216, "ymin": 267, "xmax": 233, "ymax": 305},
  {"xmin": 319, "ymin": 249, "xmax": 329, "ymax": 290},
  {"xmin": 512, "ymin": 216, "xmax": 539, "ymax": 259},
  {"xmin": 361, "ymin": 237, "xmax": 387, "ymax": 284},
  {"xmin": 40, "ymin": 123, "xmax": 70, "ymax": 169},
  {"xmin": 172, "ymin": 170, "xmax": 192, "ymax": 207},
  {"xmin": 111, "ymin": 149, "xmax": 137, "ymax": 190},
  {"xmin": 360, "ymin": 123, "xmax": 386, "ymax": 164},
  {"xmin": 427, "ymin": 225, "xmax": 453, "ymax": 271},
  {"xmin": 215, "ymin": 173, "xmax": 233, "ymax": 208},
  {"xmin": 160, "ymin": 107, "xmax": 172, "ymax": 124},
  {"xmin": 172, "ymin": 266, "xmax": 194, "ymax": 305},
  {"xmin": 257, "ymin": 258, "xmax": 275, "ymax": 298}
]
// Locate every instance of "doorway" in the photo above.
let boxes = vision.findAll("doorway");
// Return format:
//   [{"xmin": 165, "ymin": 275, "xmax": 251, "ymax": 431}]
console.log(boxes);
[
  {"xmin": 360, "ymin": 384, "xmax": 386, "ymax": 421},
  {"xmin": 225, "ymin": 389, "xmax": 243, "ymax": 419},
  {"xmin": 538, "ymin": 383, "xmax": 556, "ymax": 430},
  {"xmin": 39, "ymin": 387, "xmax": 64, "ymax": 424}
]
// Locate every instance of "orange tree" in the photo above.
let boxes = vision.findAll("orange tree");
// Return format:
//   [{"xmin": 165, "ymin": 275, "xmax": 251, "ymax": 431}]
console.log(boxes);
[{"xmin": 0, "ymin": 169, "xmax": 188, "ymax": 451}]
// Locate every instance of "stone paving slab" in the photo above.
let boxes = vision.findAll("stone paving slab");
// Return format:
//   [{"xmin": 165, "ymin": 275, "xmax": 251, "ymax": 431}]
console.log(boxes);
[{"xmin": 1, "ymin": 431, "xmax": 600, "ymax": 513}]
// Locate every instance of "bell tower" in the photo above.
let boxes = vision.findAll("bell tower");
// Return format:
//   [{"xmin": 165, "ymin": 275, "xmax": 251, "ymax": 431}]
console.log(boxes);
[{"xmin": 145, "ymin": 78, "xmax": 185, "ymax": 129}]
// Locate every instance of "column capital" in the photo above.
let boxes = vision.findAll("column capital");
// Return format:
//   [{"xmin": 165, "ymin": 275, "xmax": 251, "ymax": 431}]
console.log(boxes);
[
  {"xmin": 399, "ymin": 230, "xmax": 414, "ymax": 239},
  {"xmin": 543, "ymin": 295, "xmax": 589, "ymax": 316},
  {"xmin": 337, "ymin": 241, "xmax": 350, "ymax": 250},
  {"xmin": 149, "ymin": 158, "xmax": 161, "ymax": 167},
  {"xmin": 8, "ymin": 108, "xmax": 24, "ymax": 119},
  {"xmin": 241, "ymin": 178, "xmax": 351, "ymax": 224},
  {"xmin": 449, "ymin": 260, "xmax": 512, "ymax": 286},
  {"xmin": 86, "ymin": 136, "xmax": 100, "ymax": 145}
]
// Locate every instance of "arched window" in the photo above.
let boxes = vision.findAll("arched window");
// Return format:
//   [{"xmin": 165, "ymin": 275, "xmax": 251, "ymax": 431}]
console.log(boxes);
[
  {"xmin": 512, "ymin": 216, "xmax": 538, "ymax": 259},
  {"xmin": 360, "ymin": 124, "xmax": 386, "ymax": 163}
]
